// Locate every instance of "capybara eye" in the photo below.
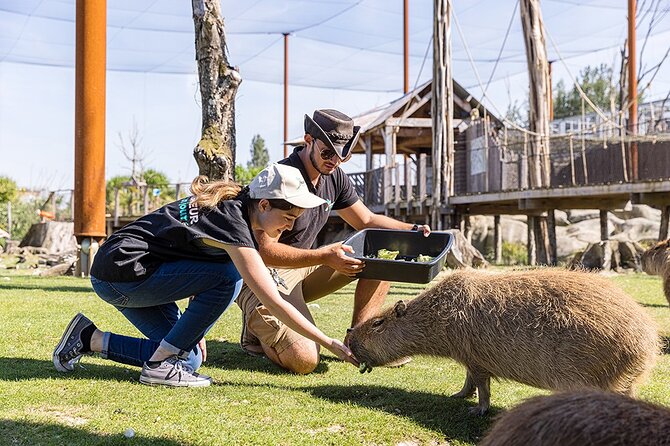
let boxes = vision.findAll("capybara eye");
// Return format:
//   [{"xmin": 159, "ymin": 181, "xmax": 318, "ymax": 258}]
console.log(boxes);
[{"xmin": 371, "ymin": 319, "xmax": 384, "ymax": 328}]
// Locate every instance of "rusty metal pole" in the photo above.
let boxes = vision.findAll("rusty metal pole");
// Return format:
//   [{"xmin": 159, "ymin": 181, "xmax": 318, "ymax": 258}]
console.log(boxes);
[
  {"xmin": 74, "ymin": 0, "xmax": 107, "ymax": 276},
  {"xmin": 403, "ymin": 0, "xmax": 409, "ymax": 94},
  {"xmin": 283, "ymin": 33, "xmax": 289, "ymax": 159},
  {"xmin": 628, "ymin": 0, "xmax": 638, "ymax": 180}
]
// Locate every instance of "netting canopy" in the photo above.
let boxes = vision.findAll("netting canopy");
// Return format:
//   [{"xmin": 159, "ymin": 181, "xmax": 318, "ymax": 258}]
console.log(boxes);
[{"xmin": 2, "ymin": 0, "xmax": 670, "ymax": 96}]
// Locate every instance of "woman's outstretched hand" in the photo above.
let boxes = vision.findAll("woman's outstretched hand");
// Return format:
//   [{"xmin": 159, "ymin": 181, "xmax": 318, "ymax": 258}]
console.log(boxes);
[{"xmin": 327, "ymin": 338, "xmax": 359, "ymax": 366}]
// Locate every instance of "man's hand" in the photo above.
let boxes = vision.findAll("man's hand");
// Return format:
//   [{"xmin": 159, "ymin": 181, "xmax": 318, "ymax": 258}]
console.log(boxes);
[
  {"xmin": 317, "ymin": 242, "xmax": 364, "ymax": 277},
  {"xmin": 416, "ymin": 224, "xmax": 431, "ymax": 237}
]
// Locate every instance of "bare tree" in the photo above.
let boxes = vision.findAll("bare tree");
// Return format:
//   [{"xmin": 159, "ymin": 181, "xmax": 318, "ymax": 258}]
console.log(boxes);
[
  {"xmin": 191, "ymin": 0, "xmax": 241, "ymax": 181},
  {"xmin": 116, "ymin": 118, "xmax": 147, "ymax": 184}
]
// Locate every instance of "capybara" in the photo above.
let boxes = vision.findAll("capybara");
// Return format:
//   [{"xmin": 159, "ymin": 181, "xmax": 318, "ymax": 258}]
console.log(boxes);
[
  {"xmin": 642, "ymin": 238, "xmax": 670, "ymax": 306},
  {"xmin": 479, "ymin": 391, "xmax": 670, "ymax": 446},
  {"xmin": 348, "ymin": 269, "xmax": 659, "ymax": 415}
]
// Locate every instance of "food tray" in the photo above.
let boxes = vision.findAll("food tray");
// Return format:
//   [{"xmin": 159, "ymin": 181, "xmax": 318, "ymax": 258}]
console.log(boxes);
[{"xmin": 343, "ymin": 229, "xmax": 453, "ymax": 283}]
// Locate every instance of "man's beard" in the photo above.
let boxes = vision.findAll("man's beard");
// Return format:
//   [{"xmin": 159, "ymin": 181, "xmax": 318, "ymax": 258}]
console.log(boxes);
[{"xmin": 309, "ymin": 148, "xmax": 334, "ymax": 176}]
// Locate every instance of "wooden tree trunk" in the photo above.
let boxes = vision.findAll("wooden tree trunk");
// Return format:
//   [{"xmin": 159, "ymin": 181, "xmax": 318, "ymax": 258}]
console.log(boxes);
[
  {"xmin": 521, "ymin": 0, "xmax": 551, "ymax": 264},
  {"xmin": 192, "ymin": 0, "xmax": 241, "ymax": 181},
  {"xmin": 432, "ymin": 0, "xmax": 454, "ymax": 230},
  {"xmin": 520, "ymin": 0, "xmax": 551, "ymax": 188}
]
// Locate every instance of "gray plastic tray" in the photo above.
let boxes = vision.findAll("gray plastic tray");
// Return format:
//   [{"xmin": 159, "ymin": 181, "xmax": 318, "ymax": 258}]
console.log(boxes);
[{"xmin": 343, "ymin": 229, "xmax": 453, "ymax": 283}]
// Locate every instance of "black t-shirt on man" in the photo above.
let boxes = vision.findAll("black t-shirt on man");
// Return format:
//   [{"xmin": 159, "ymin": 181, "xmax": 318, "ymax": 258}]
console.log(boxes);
[
  {"xmin": 90, "ymin": 195, "xmax": 256, "ymax": 282},
  {"xmin": 278, "ymin": 146, "xmax": 359, "ymax": 249}
]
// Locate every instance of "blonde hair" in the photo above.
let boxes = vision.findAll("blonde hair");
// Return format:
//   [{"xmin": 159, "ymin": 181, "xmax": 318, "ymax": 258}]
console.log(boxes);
[{"xmin": 189, "ymin": 175, "xmax": 243, "ymax": 209}]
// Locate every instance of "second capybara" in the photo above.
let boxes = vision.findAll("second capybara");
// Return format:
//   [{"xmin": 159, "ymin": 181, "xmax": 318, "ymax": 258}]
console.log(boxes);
[
  {"xmin": 641, "ymin": 238, "xmax": 670, "ymax": 306},
  {"xmin": 479, "ymin": 390, "xmax": 670, "ymax": 446},
  {"xmin": 348, "ymin": 268, "xmax": 659, "ymax": 415}
]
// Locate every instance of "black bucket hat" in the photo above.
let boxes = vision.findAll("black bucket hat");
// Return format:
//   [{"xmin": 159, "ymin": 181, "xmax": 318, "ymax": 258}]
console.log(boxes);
[{"xmin": 304, "ymin": 109, "xmax": 361, "ymax": 160}]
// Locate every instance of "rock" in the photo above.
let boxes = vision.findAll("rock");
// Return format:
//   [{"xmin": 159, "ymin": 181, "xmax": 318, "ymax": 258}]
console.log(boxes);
[
  {"xmin": 631, "ymin": 204, "xmax": 662, "ymax": 220},
  {"xmin": 40, "ymin": 261, "xmax": 76, "ymax": 277},
  {"xmin": 566, "ymin": 210, "xmax": 601, "ymax": 224},
  {"xmin": 553, "ymin": 210, "xmax": 570, "ymax": 226},
  {"xmin": 569, "ymin": 240, "xmax": 644, "ymax": 271},
  {"xmin": 612, "ymin": 218, "xmax": 660, "ymax": 244},
  {"xmin": 20, "ymin": 221, "xmax": 77, "ymax": 255},
  {"xmin": 555, "ymin": 226, "xmax": 590, "ymax": 258},
  {"xmin": 443, "ymin": 229, "xmax": 488, "ymax": 269}
]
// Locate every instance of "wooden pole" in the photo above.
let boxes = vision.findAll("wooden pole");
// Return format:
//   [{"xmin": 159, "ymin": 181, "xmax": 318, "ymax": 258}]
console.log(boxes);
[
  {"xmin": 660, "ymin": 205, "xmax": 670, "ymax": 241},
  {"xmin": 520, "ymin": 0, "xmax": 551, "ymax": 188},
  {"xmin": 432, "ymin": 0, "xmax": 453, "ymax": 230},
  {"xmin": 6, "ymin": 201, "xmax": 11, "ymax": 239},
  {"xmin": 403, "ymin": 0, "xmax": 409, "ymax": 94},
  {"xmin": 628, "ymin": 0, "xmax": 638, "ymax": 180},
  {"xmin": 548, "ymin": 60, "xmax": 554, "ymax": 121},
  {"xmin": 600, "ymin": 209, "xmax": 611, "ymax": 270},
  {"xmin": 113, "ymin": 187, "xmax": 120, "ymax": 228},
  {"xmin": 547, "ymin": 209, "xmax": 557, "ymax": 265},
  {"xmin": 74, "ymin": 0, "xmax": 107, "ymax": 241},
  {"xmin": 527, "ymin": 215, "xmax": 537, "ymax": 266},
  {"xmin": 283, "ymin": 32, "xmax": 289, "ymax": 158},
  {"xmin": 494, "ymin": 215, "xmax": 502, "ymax": 264}
]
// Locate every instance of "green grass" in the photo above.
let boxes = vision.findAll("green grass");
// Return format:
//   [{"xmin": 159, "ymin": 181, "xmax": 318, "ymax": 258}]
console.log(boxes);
[{"xmin": 0, "ymin": 270, "xmax": 669, "ymax": 445}]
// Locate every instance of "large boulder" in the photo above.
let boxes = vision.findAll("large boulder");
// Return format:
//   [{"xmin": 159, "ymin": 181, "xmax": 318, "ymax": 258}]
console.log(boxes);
[
  {"xmin": 569, "ymin": 240, "xmax": 645, "ymax": 271},
  {"xmin": 612, "ymin": 217, "xmax": 660, "ymax": 244},
  {"xmin": 444, "ymin": 229, "xmax": 488, "ymax": 269},
  {"xmin": 20, "ymin": 221, "xmax": 77, "ymax": 255}
]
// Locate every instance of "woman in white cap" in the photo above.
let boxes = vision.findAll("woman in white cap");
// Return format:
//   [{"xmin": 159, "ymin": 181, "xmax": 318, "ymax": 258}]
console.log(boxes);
[{"xmin": 52, "ymin": 164, "xmax": 356, "ymax": 387}]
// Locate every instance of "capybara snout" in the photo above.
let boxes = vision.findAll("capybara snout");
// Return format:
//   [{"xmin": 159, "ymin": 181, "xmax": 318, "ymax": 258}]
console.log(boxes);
[
  {"xmin": 349, "ymin": 268, "xmax": 660, "ymax": 415},
  {"xmin": 349, "ymin": 300, "xmax": 411, "ymax": 368}
]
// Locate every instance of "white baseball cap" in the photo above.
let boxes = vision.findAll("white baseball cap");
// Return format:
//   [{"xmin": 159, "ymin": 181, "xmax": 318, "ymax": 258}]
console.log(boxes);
[{"xmin": 248, "ymin": 163, "xmax": 326, "ymax": 209}]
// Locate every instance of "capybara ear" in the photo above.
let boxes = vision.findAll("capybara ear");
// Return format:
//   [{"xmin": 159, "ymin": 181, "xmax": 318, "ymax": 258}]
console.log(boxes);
[{"xmin": 394, "ymin": 300, "xmax": 407, "ymax": 318}]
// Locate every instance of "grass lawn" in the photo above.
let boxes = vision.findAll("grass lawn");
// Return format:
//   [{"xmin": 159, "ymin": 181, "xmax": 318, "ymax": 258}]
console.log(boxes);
[{"xmin": 0, "ymin": 268, "xmax": 669, "ymax": 445}]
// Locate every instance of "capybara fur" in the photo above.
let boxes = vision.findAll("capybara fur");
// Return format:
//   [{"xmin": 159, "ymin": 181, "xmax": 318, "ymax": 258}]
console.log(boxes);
[
  {"xmin": 479, "ymin": 391, "xmax": 670, "ymax": 446},
  {"xmin": 642, "ymin": 238, "xmax": 670, "ymax": 306},
  {"xmin": 348, "ymin": 269, "xmax": 659, "ymax": 415}
]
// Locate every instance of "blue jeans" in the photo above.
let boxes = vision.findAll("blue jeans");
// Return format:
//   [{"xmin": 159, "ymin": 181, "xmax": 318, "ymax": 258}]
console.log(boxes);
[{"xmin": 91, "ymin": 259, "xmax": 242, "ymax": 371}]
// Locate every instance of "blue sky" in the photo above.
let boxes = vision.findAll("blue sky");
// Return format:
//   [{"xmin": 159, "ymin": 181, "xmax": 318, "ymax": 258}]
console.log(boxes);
[{"xmin": 1, "ymin": 0, "xmax": 669, "ymax": 189}]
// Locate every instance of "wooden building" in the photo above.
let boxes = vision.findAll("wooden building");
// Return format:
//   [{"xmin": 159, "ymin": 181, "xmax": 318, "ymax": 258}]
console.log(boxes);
[{"xmin": 345, "ymin": 79, "xmax": 503, "ymax": 222}]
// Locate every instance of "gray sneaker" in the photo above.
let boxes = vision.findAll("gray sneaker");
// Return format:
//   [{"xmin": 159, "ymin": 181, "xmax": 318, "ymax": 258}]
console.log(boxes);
[
  {"xmin": 139, "ymin": 356, "xmax": 212, "ymax": 387},
  {"xmin": 53, "ymin": 313, "xmax": 94, "ymax": 372}
]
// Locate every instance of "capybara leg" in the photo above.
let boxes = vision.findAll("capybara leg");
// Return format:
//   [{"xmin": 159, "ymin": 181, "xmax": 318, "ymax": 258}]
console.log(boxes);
[
  {"xmin": 468, "ymin": 374, "xmax": 491, "ymax": 416},
  {"xmin": 451, "ymin": 370, "xmax": 477, "ymax": 399},
  {"xmin": 664, "ymin": 277, "xmax": 670, "ymax": 306}
]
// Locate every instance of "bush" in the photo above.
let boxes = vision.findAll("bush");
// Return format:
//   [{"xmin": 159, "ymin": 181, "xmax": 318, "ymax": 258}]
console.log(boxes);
[
  {"xmin": 501, "ymin": 241, "xmax": 528, "ymax": 266},
  {"xmin": 0, "ymin": 197, "xmax": 41, "ymax": 241}
]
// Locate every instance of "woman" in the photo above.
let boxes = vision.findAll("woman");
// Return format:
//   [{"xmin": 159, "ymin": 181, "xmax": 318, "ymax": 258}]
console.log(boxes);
[{"xmin": 53, "ymin": 164, "xmax": 356, "ymax": 387}]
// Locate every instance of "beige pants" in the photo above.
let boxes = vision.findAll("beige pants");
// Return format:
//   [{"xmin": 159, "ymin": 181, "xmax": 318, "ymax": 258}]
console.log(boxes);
[{"xmin": 236, "ymin": 265, "xmax": 354, "ymax": 354}]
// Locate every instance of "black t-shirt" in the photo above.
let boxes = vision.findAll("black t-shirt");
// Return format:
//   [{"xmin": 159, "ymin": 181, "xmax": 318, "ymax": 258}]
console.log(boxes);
[
  {"xmin": 278, "ymin": 146, "xmax": 359, "ymax": 248},
  {"xmin": 91, "ymin": 195, "xmax": 257, "ymax": 282}
]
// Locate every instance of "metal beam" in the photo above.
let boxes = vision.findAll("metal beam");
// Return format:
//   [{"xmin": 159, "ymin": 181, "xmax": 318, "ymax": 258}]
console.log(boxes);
[{"xmin": 74, "ymin": 0, "xmax": 106, "ymax": 240}]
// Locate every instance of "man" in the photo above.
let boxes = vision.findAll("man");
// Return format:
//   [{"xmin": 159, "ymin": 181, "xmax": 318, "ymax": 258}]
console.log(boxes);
[{"xmin": 237, "ymin": 109, "xmax": 430, "ymax": 374}]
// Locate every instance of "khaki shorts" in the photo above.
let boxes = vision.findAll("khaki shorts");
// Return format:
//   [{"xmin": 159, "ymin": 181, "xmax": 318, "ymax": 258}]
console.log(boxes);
[{"xmin": 236, "ymin": 265, "xmax": 354, "ymax": 354}]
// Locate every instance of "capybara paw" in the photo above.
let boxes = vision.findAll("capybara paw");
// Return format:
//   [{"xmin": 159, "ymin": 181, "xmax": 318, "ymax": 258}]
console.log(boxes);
[
  {"xmin": 468, "ymin": 406, "xmax": 489, "ymax": 416},
  {"xmin": 450, "ymin": 390, "xmax": 476, "ymax": 399}
]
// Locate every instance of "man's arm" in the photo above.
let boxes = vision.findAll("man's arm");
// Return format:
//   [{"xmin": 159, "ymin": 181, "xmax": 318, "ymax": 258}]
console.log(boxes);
[
  {"xmin": 337, "ymin": 200, "xmax": 430, "ymax": 234},
  {"xmin": 255, "ymin": 229, "xmax": 363, "ymax": 276}
]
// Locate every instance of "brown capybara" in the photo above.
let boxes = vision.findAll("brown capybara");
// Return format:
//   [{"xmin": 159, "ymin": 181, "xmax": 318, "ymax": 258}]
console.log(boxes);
[
  {"xmin": 641, "ymin": 239, "xmax": 670, "ymax": 306},
  {"xmin": 348, "ymin": 269, "xmax": 659, "ymax": 415},
  {"xmin": 479, "ymin": 391, "xmax": 670, "ymax": 446}
]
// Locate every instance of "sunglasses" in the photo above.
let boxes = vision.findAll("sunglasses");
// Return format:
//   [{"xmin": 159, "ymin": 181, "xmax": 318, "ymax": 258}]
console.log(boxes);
[
  {"xmin": 319, "ymin": 147, "xmax": 338, "ymax": 160},
  {"xmin": 314, "ymin": 141, "xmax": 351, "ymax": 162}
]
